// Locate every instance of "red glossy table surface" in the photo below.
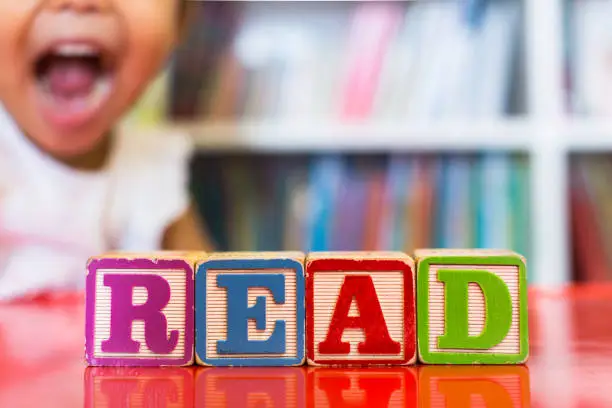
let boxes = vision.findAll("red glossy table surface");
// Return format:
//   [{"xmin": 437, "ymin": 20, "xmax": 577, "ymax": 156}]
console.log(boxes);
[{"xmin": 0, "ymin": 285, "xmax": 610, "ymax": 407}]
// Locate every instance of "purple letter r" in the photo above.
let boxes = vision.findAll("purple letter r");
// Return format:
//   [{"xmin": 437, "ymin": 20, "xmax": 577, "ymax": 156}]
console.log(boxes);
[{"xmin": 101, "ymin": 274, "xmax": 179, "ymax": 355}]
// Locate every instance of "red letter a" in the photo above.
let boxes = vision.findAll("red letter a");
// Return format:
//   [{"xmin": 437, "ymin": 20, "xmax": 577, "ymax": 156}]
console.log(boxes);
[{"xmin": 318, "ymin": 275, "xmax": 400, "ymax": 355}]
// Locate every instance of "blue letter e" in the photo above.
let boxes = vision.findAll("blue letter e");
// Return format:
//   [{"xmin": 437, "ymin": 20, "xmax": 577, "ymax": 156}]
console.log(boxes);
[{"xmin": 216, "ymin": 274, "xmax": 286, "ymax": 354}]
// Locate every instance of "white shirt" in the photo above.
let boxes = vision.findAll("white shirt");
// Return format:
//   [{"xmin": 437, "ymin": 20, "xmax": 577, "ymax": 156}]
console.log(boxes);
[{"xmin": 0, "ymin": 106, "xmax": 193, "ymax": 300}]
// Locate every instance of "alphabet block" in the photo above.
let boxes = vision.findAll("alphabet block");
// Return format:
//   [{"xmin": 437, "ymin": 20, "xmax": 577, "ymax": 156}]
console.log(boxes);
[
  {"xmin": 85, "ymin": 253, "xmax": 197, "ymax": 366},
  {"xmin": 419, "ymin": 366, "xmax": 530, "ymax": 407},
  {"xmin": 196, "ymin": 252, "xmax": 305, "ymax": 366},
  {"xmin": 306, "ymin": 252, "xmax": 416, "ymax": 366},
  {"xmin": 416, "ymin": 249, "xmax": 529, "ymax": 364}
]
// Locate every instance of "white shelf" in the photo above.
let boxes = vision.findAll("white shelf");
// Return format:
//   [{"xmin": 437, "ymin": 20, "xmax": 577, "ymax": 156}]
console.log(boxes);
[
  {"xmin": 134, "ymin": 120, "xmax": 534, "ymax": 152},
  {"xmin": 563, "ymin": 119, "xmax": 612, "ymax": 151},
  {"xmin": 125, "ymin": 118, "xmax": 612, "ymax": 153}
]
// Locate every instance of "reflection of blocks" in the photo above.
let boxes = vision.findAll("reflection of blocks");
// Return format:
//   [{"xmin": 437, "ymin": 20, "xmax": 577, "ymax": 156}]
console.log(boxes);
[
  {"xmin": 419, "ymin": 366, "xmax": 530, "ymax": 407},
  {"xmin": 416, "ymin": 250, "xmax": 529, "ymax": 364},
  {"xmin": 306, "ymin": 252, "xmax": 416, "ymax": 366},
  {"xmin": 85, "ymin": 253, "xmax": 196, "ymax": 366},
  {"xmin": 196, "ymin": 368, "xmax": 305, "ymax": 407},
  {"xmin": 307, "ymin": 368, "xmax": 417, "ymax": 407},
  {"xmin": 196, "ymin": 252, "xmax": 305, "ymax": 366},
  {"xmin": 84, "ymin": 367, "xmax": 195, "ymax": 408}
]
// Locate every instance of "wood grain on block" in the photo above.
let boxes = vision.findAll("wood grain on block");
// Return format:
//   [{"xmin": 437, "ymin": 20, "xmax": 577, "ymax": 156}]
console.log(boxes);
[
  {"xmin": 428, "ymin": 265, "xmax": 520, "ymax": 354},
  {"xmin": 93, "ymin": 270, "xmax": 188, "ymax": 358},
  {"xmin": 196, "ymin": 252, "xmax": 305, "ymax": 366},
  {"xmin": 85, "ymin": 255, "xmax": 197, "ymax": 366},
  {"xmin": 312, "ymin": 271, "xmax": 405, "ymax": 361},
  {"xmin": 416, "ymin": 250, "xmax": 528, "ymax": 364},
  {"xmin": 85, "ymin": 367, "xmax": 194, "ymax": 408},
  {"xmin": 205, "ymin": 269, "xmax": 298, "ymax": 359},
  {"xmin": 419, "ymin": 366, "xmax": 530, "ymax": 408},
  {"xmin": 306, "ymin": 252, "xmax": 416, "ymax": 366}
]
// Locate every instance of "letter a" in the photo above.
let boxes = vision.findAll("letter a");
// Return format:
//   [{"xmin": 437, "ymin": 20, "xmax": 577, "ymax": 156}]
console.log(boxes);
[{"xmin": 319, "ymin": 275, "xmax": 400, "ymax": 355}]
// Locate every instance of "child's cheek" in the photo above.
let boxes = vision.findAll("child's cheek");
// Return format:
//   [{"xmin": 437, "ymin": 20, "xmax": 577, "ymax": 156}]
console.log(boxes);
[
  {"xmin": 0, "ymin": 3, "xmax": 36, "ymax": 91},
  {"xmin": 115, "ymin": 1, "xmax": 176, "ymax": 101}
]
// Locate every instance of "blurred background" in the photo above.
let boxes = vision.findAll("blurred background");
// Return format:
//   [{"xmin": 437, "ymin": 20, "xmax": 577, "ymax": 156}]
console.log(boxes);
[{"xmin": 121, "ymin": 0, "xmax": 611, "ymax": 287}]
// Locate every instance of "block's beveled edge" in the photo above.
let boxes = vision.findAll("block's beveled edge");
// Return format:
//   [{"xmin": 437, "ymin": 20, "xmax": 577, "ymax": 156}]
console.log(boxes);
[
  {"xmin": 85, "ymin": 257, "xmax": 195, "ymax": 367},
  {"xmin": 195, "ymin": 256, "xmax": 306, "ymax": 367},
  {"xmin": 305, "ymin": 255, "xmax": 416, "ymax": 366},
  {"xmin": 416, "ymin": 252, "xmax": 529, "ymax": 364}
]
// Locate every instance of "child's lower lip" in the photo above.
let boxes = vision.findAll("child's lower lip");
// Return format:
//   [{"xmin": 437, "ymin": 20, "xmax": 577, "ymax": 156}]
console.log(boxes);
[{"xmin": 32, "ymin": 77, "xmax": 112, "ymax": 130}]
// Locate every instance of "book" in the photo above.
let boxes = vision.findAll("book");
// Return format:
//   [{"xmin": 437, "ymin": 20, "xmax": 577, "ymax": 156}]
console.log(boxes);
[
  {"xmin": 339, "ymin": 2, "xmax": 403, "ymax": 119},
  {"xmin": 379, "ymin": 155, "xmax": 413, "ymax": 251},
  {"xmin": 476, "ymin": 153, "xmax": 511, "ymax": 249},
  {"xmin": 307, "ymin": 155, "xmax": 345, "ymax": 251},
  {"xmin": 570, "ymin": 158, "xmax": 609, "ymax": 282}
]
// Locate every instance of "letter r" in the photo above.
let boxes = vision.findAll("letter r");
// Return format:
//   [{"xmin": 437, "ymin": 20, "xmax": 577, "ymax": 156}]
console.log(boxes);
[{"xmin": 101, "ymin": 274, "xmax": 179, "ymax": 354}]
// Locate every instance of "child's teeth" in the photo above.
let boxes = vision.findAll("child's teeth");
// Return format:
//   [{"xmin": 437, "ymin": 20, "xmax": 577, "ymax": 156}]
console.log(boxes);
[{"xmin": 54, "ymin": 43, "xmax": 98, "ymax": 57}]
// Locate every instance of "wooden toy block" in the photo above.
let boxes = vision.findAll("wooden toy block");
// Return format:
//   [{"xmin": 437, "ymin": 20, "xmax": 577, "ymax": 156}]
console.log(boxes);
[
  {"xmin": 419, "ymin": 365, "xmax": 530, "ymax": 408},
  {"xmin": 416, "ymin": 249, "xmax": 529, "ymax": 364},
  {"xmin": 195, "ymin": 252, "xmax": 305, "ymax": 366},
  {"xmin": 196, "ymin": 367, "xmax": 305, "ymax": 407},
  {"xmin": 307, "ymin": 367, "xmax": 417, "ymax": 407},
  {"xmin": 85, "ymin": 252, "xmax": 199, "ymax": 366},
  {"xmin": 85, "ymin": 366, "xmax": 195, "ymax": 407},
  {"xmin": 306, "ymin": 251, "xmax": 416, "ymax": 366}
]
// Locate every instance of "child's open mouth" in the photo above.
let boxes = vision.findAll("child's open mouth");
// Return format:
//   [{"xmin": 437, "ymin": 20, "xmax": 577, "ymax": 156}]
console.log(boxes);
[{"xmin": 32, "ymin": 42, "xmax": 115, "ymax": 129}]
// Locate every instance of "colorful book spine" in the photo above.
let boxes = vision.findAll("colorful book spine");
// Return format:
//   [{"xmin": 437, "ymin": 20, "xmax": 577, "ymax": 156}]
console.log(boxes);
[
  {"xmin": 339, "ymin": 2, "xmax": 404, "ymax": 119},
  {"xmin": 307, "ymin": 156, "xmax": 345, "ymax": 251},
  {"xmin": 378, "ymin": 155, "xmax": 413, "ymax": 251},
  {"xmin": 570, "ymin": 159, "xmax": 609, "ymax": 282},
  {"xmin": 477, "ymin": 153, "xmax": 511, "ymax": 249}
]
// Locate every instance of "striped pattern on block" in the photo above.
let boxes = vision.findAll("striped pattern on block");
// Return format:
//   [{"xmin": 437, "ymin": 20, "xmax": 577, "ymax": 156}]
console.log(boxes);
[
  {"xmin": 205, "ymin": 268, "xmax": 298, "ymax": 359},
  {"xmin": 93, "ymin": 269, "xmax": 188, "ymax": 359},
  {"xmin": 195, "ymin": 252, "xmax": 305, "ymax": 366},
  {"xmin": 85, "ymin": 256, "xmax": 195, "ymax": 367},
  {"xmin": 416, "ymin": 249, "xmax": 528, "ymax": 364},
  {"xmin": 428, "ymin": 265, "xmax": 520, "ymax": 354},
  {"xmin": 306, "ymin": 252, "xmax": 416, "ymax": 366},
  {"xmin": 312, "ymin": 271, "xmax": 405, "ymax": 362}
]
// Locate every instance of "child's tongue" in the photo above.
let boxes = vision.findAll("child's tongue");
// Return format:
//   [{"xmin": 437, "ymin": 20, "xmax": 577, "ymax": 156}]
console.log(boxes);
[{"xmin": 46, "ymin": 59, "xmax": 97, "ymax": 99}]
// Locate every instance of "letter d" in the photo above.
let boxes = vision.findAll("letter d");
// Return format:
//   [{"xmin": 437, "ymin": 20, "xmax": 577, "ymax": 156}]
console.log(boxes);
[{"xmin": 438, "ymin": 270, "xmax": 512, "ymax": 350}]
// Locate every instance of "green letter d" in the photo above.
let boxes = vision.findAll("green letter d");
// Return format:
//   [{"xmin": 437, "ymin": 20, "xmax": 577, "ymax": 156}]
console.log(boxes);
[{"xmin": 437, "ymin": 269, "xmax": 512, "ymax": 350}]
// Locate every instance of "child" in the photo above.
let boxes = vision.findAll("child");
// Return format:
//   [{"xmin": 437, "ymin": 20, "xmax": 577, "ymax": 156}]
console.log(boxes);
[{"xmin": 0, "ymin": 0, "xmax": 213, "ymax": 300}]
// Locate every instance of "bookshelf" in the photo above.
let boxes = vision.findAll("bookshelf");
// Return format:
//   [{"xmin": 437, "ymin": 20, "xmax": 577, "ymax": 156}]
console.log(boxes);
[{"xmin": 125, "ymin": 0, "xmax": 592, "ymax": 287}]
